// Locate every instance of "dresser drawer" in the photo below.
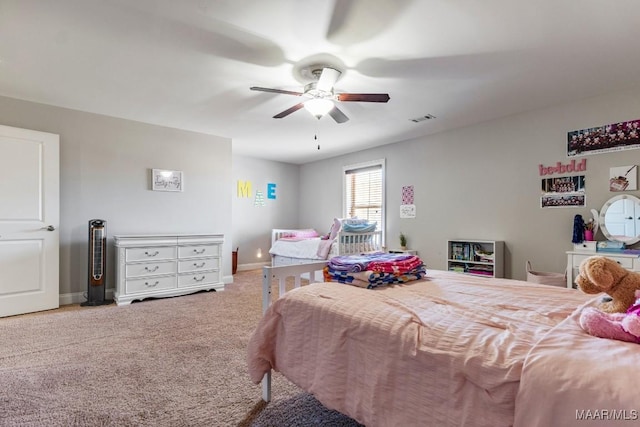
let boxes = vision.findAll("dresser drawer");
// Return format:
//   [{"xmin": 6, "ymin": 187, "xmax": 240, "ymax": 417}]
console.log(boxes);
[
  {"xmin": 572, "ymin": 254, "xmax": 634, "ymax": 269},
  {"xmin": 608, "ymin": 256, "xmax": 635, "ymax": 269},
  {"xmin": 178, "ymin": 244, "xmax": 220, "ymax": 259},
  {"xmin": 126, "ymin": 246, "xmax": 176, "ymax": 262},
  {"xmin": 126, "ymin": 275, "xmax": 176, "ymax": 294},
  {"xmin": 570, "ymin": 254, "xmax": 591, "ymax": 268},
  {"xmin": 178, "ymin": 258, "xmax": 220, "ymax": 273},
  {"xmin": 114, "ymin": 234, "xmax": 224, "ymax": 305},
  {"xmin": 126, "ymin": 261, "xmax": 177, "ymax": 278},
  {"xmin": 178, "ymin": 270, "xmax": 221, "ymax": 288}
]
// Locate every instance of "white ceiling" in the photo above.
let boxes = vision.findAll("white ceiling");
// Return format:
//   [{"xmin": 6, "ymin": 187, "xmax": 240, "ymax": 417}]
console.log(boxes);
[{"xmin": 2, "ymin": 0, "xmax": 640, "ymax": 164}]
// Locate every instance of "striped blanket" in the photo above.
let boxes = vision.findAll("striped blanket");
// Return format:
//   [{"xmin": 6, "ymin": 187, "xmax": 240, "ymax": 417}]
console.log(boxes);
[
  {"xmin": 328, "ymin": 252, "xmax": 422, "ymax": 274},
  {"xmin": 325, "ymin": 252, "xmax": 427, "ymax": 288},
  {"xmin": 323, "ymin": 265, "xmax": 427, "ymax": 289}
]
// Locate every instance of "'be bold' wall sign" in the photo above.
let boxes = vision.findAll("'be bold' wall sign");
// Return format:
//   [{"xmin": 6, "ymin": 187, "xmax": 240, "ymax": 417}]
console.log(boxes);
[{"xmin": 539, "ymin": 159, "xmax": 587, "ymax": 176}]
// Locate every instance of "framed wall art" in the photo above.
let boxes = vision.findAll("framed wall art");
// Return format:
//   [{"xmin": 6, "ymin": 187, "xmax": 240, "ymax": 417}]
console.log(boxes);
[
  {"xmin": 151, "ymin": 169, "xmax": 183, "ymax": 192},
  {"xmin": 567, "ymin": 119, "xmax": 640, "ymax": 157},
  {"xmin": 540, "ymin": 175, "xmax": 586, "ymax": 208},
  {"xmin": 609, "ymin": 165, "xmax": 637, "ymax": 192}
]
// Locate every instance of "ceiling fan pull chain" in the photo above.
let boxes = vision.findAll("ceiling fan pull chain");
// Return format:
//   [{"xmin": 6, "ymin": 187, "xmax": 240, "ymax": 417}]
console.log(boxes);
[{"xmin": 314, "ymin": 120, "xmax": 321, "ymax": 150}]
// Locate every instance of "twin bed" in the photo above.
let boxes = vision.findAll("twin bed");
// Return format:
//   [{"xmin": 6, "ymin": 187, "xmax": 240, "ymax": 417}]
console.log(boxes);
[
  {"xmin": 247, "ymin": 261, "xmax": 640, "ymax": 427},
  {"xmin": 269, "ymin": 226, "xmax": 382, "ymax": 266}
]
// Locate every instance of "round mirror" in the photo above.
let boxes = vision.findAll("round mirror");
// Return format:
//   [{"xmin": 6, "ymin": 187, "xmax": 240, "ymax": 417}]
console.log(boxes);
[{"xmin": 599, "ymin": 194, "xmax": 640, "ymax": 245}]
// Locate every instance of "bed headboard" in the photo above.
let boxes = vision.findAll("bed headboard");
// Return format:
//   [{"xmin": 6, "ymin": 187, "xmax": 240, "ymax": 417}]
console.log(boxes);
[
  {"xmin": 335, "ymin": 230, "xmax": 383, "ymax": 254},
  {"xmin": 271, "ymin": 228, "xmax": 300, "ymax": 247},
  {"xmin": 271, "ymin": 228, "xmax": 383, "ymax": 255}
]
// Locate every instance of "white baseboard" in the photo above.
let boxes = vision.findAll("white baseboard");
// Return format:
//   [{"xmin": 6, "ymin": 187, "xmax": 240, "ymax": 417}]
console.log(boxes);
[{"xmin": 60, "ymin": 276, "xmax": 237, "ymax": 305}]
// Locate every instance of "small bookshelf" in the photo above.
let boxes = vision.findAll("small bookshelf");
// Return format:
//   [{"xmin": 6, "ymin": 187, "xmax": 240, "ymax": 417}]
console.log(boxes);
[{"xmin": 446, "ymin": 239, "xmax": 504, "ymax": 278}]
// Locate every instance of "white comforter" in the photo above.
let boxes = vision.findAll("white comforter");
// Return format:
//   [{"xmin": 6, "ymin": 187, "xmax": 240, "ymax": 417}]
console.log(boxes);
[{"xmin": 269, "ymin": 238, "xmax": 336, "ymax": 259}]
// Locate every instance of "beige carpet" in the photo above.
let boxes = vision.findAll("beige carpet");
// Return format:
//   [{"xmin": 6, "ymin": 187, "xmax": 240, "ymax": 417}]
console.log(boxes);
[{"xmin": 0, "ymin": 269, "xmax": 362, "ymax": 427}]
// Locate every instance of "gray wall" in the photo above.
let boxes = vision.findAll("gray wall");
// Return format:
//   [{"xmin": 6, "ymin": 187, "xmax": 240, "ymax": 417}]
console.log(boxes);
[
  {"xmin": 232, "ymin": 155, "xmax": 300, "ymax": 268},
  {"xmin": 4, "ymin": 85, "xmax": 640, "ymax": 293},
  {"xmin": 0, "ymin": 96, "xmax": 232, "ymax": 300},
  {"xmin": 300, "ymin": 88, "xmax": 640, "ymax": 280}
]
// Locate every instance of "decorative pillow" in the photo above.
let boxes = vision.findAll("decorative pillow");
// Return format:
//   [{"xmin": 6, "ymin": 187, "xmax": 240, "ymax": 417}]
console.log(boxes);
[
  {"xmin": 292, "ymin": 229, "xmax": 319, "ymax": 238},
  {"xmin": 342, "ymin": 221, "xmax": 377, "ymax": 233},
  {"xmin": 329, "ymin": 218, "xmax": 342, "ymax": 240},
  {"xmin": 342, "ymin": 218, "xmax": 368, "ymax": 226}
]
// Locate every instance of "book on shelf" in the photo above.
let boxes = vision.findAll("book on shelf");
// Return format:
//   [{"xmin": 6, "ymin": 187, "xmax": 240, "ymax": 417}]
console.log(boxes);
[
  {"xmin": 451, "ymin": 242, "xmax": 473, "ymax": 260},
  {"xmin": 451, "ymin": 243, "xmax": 465, "ymax": 260}
]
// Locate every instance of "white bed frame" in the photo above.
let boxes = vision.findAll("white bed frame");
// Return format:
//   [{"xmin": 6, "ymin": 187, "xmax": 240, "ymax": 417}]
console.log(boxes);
[
  {"xmin": 270, "ymin": 228, "xmax": 382, "ymax": 266},
  {"xmin": 260, "ymin": 261, "xmax": 328, "ymax": 402}
]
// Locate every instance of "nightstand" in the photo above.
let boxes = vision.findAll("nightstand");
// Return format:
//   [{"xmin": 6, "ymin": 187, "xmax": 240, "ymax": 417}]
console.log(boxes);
[{"xmin": 566, "ymin": 251, "xmax": 640, "ymax": 289}]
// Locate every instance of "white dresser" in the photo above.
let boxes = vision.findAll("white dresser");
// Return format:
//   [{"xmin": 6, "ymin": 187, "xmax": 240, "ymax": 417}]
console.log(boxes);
[
  {"xmin": 114, "ymin": 234, "xmax": 224, "ymax": 306},
  {"xmin": 566, "ymin": 250, "xmax": 640, "ymax": 289}
]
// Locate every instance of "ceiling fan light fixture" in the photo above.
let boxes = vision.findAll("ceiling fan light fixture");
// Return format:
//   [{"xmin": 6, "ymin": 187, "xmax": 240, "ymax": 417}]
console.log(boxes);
[{"xmin": 304, "ymin": 98, "xmax": 334, "ymax": 119}]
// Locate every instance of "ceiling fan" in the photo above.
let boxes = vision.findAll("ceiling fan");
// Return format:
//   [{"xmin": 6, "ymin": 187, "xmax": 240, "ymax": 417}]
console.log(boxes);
[{"xmin": 250, "ymin": 67, "xmax": 390, "ymax": 123}]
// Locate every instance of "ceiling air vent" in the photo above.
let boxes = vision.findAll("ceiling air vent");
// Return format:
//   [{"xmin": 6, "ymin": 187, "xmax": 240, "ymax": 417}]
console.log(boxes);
[{"xmin": 409, "ymin": 114, "xmax": 436, "ymax": 123}]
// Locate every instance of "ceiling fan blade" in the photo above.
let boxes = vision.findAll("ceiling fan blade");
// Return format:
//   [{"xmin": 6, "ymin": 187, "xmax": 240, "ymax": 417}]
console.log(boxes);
[
  {"xmin": 273, "ymin": 103, "xmax": 305, "ymax": 119},
  {"xmin": 326, "ymin": 0, "xmax": 411, "ymax": 46},
  {"xmin": 250, "ymin": 86, "xmax": 303, "ymax": 96},
  {"xmin": 337, "ymin": 93, "xmax": 390, "ymax": 102},
  {"xmin": 328, "ymin": 106, "xmax": 349, "ymax": 124},
  {"xmin": 316, "ymin": 67, "xmax": 341, "ymax": 93}
]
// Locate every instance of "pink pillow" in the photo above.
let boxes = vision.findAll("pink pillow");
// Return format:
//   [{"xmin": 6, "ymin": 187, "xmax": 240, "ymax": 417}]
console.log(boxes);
[
  {"xmin": 293, "ymin": 229, "xmax": 319, "ymax": 238},
  {"xmin": 329, "ymin": 218, "xmax": 342, "ymax": 240}
]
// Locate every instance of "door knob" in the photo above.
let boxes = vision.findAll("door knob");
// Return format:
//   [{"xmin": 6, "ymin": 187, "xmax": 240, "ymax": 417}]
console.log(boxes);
[{"xmin": 41, "ymin": 225, "xmax": 56, "ymax": 231}]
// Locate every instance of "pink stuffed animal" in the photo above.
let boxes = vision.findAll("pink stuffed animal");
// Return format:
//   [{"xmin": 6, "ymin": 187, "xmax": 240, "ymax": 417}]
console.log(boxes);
[{"xmin": 580, "ymin": 290, "xmax": 640, "ymax": 343}]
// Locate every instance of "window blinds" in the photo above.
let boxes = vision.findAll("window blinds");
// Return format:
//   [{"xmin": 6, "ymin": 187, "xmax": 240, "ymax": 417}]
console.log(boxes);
[{"xmin": 345, "ymin": 164, "xmax": 383, "ymax": 227}]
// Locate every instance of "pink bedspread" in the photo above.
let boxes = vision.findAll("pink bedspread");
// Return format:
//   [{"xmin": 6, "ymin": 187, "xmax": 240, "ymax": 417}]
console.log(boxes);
[
  {"xmin": 514, "ymin": 296, "xmax": 640, "ymax": 426},
  {"xmin": 247, "ymin": 270, "xmax": 592, "ymax": 427}
]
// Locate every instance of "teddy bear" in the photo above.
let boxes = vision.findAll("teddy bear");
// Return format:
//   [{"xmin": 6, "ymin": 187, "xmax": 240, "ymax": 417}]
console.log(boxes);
[
  {"xmin": 575, "ymin": 255, "xmax": 640, "ymax": 313},
  {"xmin": 579, "ymin": 290, "xmax": 640, "ymax": 343}
]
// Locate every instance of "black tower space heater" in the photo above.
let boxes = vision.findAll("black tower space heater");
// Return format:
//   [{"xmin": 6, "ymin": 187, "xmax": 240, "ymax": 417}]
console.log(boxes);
[{"xmin": 81, "ymin": 219, "xmax": 112, "ymax": 306}]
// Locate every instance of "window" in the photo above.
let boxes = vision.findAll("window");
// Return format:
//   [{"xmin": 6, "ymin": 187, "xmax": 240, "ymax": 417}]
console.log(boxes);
[{"xmin": 343, "ymin": 159, "xmax": 385, "ymax": 242}]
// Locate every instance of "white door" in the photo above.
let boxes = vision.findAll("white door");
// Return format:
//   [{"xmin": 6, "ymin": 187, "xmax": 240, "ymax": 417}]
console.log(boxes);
[{"xmin": 0, "ymin": 125, "xmax": 59, "ymax": 317}]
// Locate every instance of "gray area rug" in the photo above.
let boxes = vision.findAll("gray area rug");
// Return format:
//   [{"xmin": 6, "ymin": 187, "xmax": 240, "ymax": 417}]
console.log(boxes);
[
  {"xmin": 0, "ymin": 269, "xmax": 362, "ymax": 426},
  {"xmin": 249, "ymin": 393, "xmax": 363, "ymax": 427}
]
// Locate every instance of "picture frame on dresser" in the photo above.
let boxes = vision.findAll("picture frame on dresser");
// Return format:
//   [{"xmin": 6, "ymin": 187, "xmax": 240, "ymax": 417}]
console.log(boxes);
[{"xmin": 151, "ymin": 169, "xmax": 183, "ymax": 192}]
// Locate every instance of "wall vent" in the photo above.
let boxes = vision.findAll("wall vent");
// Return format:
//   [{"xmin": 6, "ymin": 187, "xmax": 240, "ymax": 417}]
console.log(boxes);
[{"xmin": 409, "ymin": 114, "xmax": 436, "ymax": 123}]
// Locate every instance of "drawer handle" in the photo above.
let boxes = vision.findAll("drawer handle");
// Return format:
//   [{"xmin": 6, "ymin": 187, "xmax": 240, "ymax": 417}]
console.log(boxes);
[
  {"xmin": 193, "ymin": 248, "xmax": 206, "ymax": 254},
  {"xmin": 144, "ymin": 281, "xmax": 159, "ymax": 287},
  {"xmin": 193, "ymin": 262, "xmax": 206, "ymax": 268},
  {"xmin": 144, "ymin": 266, "xmax": 159, "ymax": 272},
  {"xmin": 193, "ymin": 275, "xmax": 206, "ymax": 282},
  {"xmin": 144, "ymin": 251, "xmax": 160, "ymax": 257}
]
